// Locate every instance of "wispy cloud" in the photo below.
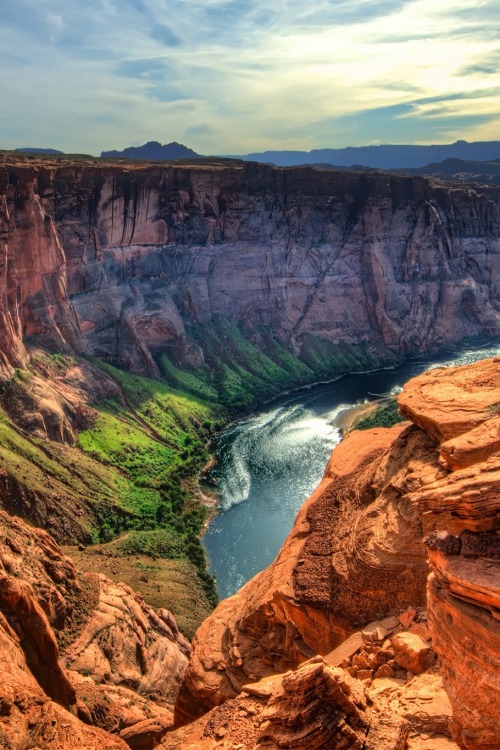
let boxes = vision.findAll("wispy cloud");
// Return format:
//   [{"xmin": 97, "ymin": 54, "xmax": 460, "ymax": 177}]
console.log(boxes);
[{"xmin": 0, "ymin": 0, "xmax": 499, "ymax": 153}]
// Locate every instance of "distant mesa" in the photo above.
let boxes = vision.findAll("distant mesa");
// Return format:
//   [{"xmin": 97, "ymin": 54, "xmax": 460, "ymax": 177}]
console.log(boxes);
[
  {"xmin": 232, "ymin": 140, "xmax": 500, "ymax": 170},
  {"xmin": 101, "ymin": 140, "xmax": 201, "ymax": 160},
  {"xmin": 393, "ymin": 156, "xmax": 500, "ymax": 185},
  {"xmin": 15, "ymin": 147, "xmax": 65, "ymax": 154}
]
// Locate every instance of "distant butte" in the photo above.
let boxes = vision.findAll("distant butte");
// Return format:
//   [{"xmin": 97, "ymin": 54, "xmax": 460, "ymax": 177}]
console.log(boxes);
[{"xmin": 100, "ymin": 140, "xmax": 201, "ymax": 160}]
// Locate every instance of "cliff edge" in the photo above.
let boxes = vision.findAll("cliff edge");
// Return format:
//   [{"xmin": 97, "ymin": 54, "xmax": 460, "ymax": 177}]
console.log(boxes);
[{"xmin": 176, "ymin": 357, "xmax": 500, "ymax": 749}]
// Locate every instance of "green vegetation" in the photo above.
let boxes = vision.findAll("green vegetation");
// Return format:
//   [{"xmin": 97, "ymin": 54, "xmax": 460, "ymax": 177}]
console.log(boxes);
[
  {"xmin": 75, "ymin": 360, "xmax": 222, "ymax": 608},
  {"xmin": 181, "ymin": 318, "xmax": 313, "ymax": 412},
  {"xmin": 0, "ymin": 390, "xmax": 134, "ymax": 536},
  {"xmin": 157, "ymin": 356, "xmax": 219, "ymax": 402},
  {"xmin": 352, "ymin": 397, "xmax": 404, "ymax": 430},
  {"xmin": 299, "ymin": 334, "xmax": 399, "ymax": 380},
  {"xmin": 100, "ymin": 527, "xmax": 217, "ymax": 609},
  {"xmin": 160, "ymin": 319, "xmax": 400, "ymax": 414},
  {"xmin": 0, "ymin": 357, "xmax": 222, "ymax": 631}
]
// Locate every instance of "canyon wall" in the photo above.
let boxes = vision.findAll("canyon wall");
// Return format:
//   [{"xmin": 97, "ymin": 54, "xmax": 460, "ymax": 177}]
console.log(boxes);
[{"xmin": 1, "ymin": 156, "xmax": 499, "ymax": 382}]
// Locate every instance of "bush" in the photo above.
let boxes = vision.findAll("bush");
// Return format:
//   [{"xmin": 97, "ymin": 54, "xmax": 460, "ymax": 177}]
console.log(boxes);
[{"xmin": 353, "ymin": 398, "xmax": 404, "ymax": 430}]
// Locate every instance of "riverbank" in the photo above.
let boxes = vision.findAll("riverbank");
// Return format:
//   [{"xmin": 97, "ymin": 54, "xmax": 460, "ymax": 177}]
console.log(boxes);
[
  {"xmin": 202, "ymin": 338, "xmax": 500, "ymax": 599},
  {"xmin": 334, "ymin": 399, "xmax": 379, "ymax": 433}
]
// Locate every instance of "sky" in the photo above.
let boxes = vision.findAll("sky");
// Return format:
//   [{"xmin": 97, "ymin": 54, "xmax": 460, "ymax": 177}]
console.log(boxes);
[{"xmin": 0, "ymin": 0, "xmax": 499, "ymax": 155}]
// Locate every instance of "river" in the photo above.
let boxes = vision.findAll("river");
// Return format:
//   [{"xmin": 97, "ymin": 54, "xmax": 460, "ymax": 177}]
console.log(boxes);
[{"xmin": 202, "ymin": 340, "xmax": 500, "ymax": 599}]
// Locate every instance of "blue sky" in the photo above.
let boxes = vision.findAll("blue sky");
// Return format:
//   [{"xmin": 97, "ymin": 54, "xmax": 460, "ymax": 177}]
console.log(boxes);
[{"xmin": 1, "ymin": 0, "xmax": 499, "ymax": 154}]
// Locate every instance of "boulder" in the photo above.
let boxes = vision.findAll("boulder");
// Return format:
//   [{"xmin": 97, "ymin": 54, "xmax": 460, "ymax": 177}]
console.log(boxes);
[{"xmin": 391, "ymin": 632, "xmax": 435, "ymax": 674}]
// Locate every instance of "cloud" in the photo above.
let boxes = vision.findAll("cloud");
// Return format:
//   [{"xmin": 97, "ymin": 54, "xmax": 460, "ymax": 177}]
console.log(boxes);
[
  {"xmin": 0, "ymin": 0, "xmax": 499, "ymax": 153},
  {"xmin": 150, "ymin": 24, "xmax": 181, "ymax": 48}
]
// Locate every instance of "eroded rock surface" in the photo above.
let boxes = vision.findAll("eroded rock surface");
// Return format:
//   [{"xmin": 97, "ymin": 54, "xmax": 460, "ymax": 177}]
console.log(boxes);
[
  {"xmin": 176, "ymin": 421, "xmax": 445, "ymax": 721},
  {"xmin": 63, "ymin": 574, "xmax": 190, "ymax": 707},
  {"xmin": 164, "ymin": 657, "xmax": 370, "ymax": 750},
  {"xmin": 167, "ymin": 614, "xmax": 457, "ymax": 750},
  {"xmin": 387, "ymin": 359, "xmax": 500, "ymax": 748},
  {"xmin": 0, "ymin": 510, "xmax": 190, "ymax": 748}
]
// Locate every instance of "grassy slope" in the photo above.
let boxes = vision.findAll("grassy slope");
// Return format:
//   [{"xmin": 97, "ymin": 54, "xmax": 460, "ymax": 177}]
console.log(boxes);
[
  {"xmin": 0, "ymin": 357, "xmax": 223, "ymax": 636},
  {"xmin": 159, "ymin": 317, "xmax": 400, "ymax": 413},
  {"xmin": 76, "ymin": 361, "xmax": 223, "ymax": 623},
  {"xmin": 0, "ymin": 403, "xmax": 134, "ymax": 534}
]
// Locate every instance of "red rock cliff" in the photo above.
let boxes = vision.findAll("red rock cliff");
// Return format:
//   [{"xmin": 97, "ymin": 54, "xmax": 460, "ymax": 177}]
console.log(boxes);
[
  {"xmin": 1, "ymin": 155, "xmax": 499, "ymax": 380},
  {"xmin": 399, "ymin": 361, "xmax": 500, "ymax": 749},
  {"xmin": 176, "ymin": 357, "xmax": 500, "ymax": 748}
]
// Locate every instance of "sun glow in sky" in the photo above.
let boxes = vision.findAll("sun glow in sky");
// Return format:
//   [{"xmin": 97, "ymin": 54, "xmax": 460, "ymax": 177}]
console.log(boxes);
[{"xmin": 1, "ymin": 0, "xmax": 499, "ymax": 154}]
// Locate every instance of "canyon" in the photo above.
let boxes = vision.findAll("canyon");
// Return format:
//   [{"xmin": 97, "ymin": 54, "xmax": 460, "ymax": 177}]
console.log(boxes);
[
  {"xmin": 172, "ymin": 357, "xmax": 500, "ymax": 749},
  {"xmin": 1, "ymin": 153, "xmax": 499, "ymax": 395},
  {"xmin": 0, "ymin": 351, "xmax": 498, "ymax": 749},
  {"xmin": 0, "ymin": 152, "xmax": 498, "ymax": 749}
]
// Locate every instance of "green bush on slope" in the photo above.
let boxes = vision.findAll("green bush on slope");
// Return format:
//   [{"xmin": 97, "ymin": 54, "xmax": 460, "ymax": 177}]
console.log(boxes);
[
  {"xmin": 76, "ymin": 360, "xmax": 222, "ymax": 607},
  {"xmin": 353, "ymin": 398, "xmax": 405, "ymax": 430}
]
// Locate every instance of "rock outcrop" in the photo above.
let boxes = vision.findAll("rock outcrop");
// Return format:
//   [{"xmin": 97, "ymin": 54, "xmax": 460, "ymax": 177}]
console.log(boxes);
[
  {"xmin": 176, "ymin": 357, "xmax": 500, "ymax": 748},
  {"xmin": 0, "ymin": 509, "xmax": 190, "ymax": 748},
  {"xmin": 0, "ymin": 605, "xmax": 127, "ymax": 750},
  {"xmin": 399, "ymin": 358, "xmax": 500, "ymax": 749},
  {"xmin": 166, "ymin": 612, "xmax": 457, "ymax": 750},
  {"xmin": 1, "ymin": 154, "xmax": 499, "ymax": 383},
  {"xmin": 164, "ymin": 657, "xmax": 370, "ymax": 750}
]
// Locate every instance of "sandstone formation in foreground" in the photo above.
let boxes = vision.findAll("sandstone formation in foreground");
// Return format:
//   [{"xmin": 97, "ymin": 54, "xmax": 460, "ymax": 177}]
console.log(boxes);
[
  {"xmin": 177, "ymin": 357, "xmax": 500, "ymax": 749},
  {"xmin": 165, "ymin": 610, "xmax": 459, "ymax": 750},
  {"xmin": 0, "ymin": 351, "xmax": 498, "ymax": 748}
]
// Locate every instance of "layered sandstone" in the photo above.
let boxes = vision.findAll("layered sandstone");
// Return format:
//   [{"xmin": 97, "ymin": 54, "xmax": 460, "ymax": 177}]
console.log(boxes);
[
  {"xmin": 0, "ymin": 510, "xmax": 190, "ymax": 748},
  {"xmin": 166, "ymin": 615, "xmax": 457, "ymax": 750},
  {"xmin": 177, "ymin": 357, "xmax": 500, "ymax": 748},
  {"xmin": 1, "ymin": 154, "xmax": 499, "ymax": 382},
  {"xmin": 400, "ymin": 360, "xmax": 500, "ymax": 749},
  {"xmin": 164, "ymin": 658, "xmax": 370, "ymax": 750}
]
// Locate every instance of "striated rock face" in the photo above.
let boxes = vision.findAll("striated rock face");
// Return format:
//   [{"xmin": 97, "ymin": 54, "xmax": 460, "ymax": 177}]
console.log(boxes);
[
  {"xmin": 0, "ymin": 606, "xmax": 127, "ymax": 749},
  {"xmin": 400, "ymin": 357, "xmax": 500, "ymax": 535},
  {"xmin": 177, "ymin": 356, "xmax": 500, "ymax": 747},
  {"xmin": 63, "ymin": 575, "xmax": 190, "ymax": 707},
  {"xmin": 1, "ymin": 156, "xmax": 500, "ymax": 380},
  {"xmin": 427, "ymin": 563, "xmax": 500, "ymax": 750},
  {"xmin": 164, "ymin": 657, "xmax": 370, "ymax": 750},
  {"xmin": 0, "ymin": 510, "xmax": 190, "ymax": 748},
  {"xmin": 0, "ymin": 164, "xmax": 86, "ymax": 380},
  {"xmin": 398, "ymin": 357, "xmax": 500, "ymax": 445},
  {"xmin": 400, "ymin": 358, "xmax": 500, "ymax": 749},
  {"xmin": 166, "ymin": 617, "xmax": 457, "ymax": 750}
]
